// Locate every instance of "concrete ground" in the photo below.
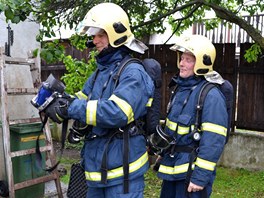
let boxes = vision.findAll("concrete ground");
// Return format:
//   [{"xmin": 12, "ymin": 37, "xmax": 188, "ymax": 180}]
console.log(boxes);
[{"xmin": 45, "ymin": 180, "xmax": 68, "ymax": 198}]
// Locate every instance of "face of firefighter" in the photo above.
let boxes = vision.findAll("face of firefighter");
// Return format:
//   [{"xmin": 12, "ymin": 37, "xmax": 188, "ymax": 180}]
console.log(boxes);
[
  {"xmin": 92, "ymin": 30, "xmax": 109, "ymax": 52},
  {"xmin": 179, "ymin": 52, "xmax": 196, "ymax": 78}
]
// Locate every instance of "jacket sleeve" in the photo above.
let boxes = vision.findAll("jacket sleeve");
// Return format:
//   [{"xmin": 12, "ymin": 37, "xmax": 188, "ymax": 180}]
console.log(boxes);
[
  {"xmin": 191, "ymin": 87, "xmax": 228, "ymax": 186},
  {"xmin": 68, "ymin": 63, "xmax": 154, "ymax": 128}
]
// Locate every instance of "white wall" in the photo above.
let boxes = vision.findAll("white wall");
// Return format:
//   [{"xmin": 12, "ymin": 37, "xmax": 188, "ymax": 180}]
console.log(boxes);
[
  {"xmin": 0, "ymin": 13, "xmax": 41, "ymax": 58},
  {"xmin": 0, "ymin": 13, "xmax": 41, "ymax": 180},
  {"xmin": 219, "ymin": 132, "xmax": 264, "ymax": 171},
  {"xmin": 0, "ymin": 13, "xmax": 41, "ymax": 119}
]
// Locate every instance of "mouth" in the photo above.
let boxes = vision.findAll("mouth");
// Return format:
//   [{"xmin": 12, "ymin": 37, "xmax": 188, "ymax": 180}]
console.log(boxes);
[{"xmin": 180, "ymin": 68, "xmax": 186, "ymax": 72}]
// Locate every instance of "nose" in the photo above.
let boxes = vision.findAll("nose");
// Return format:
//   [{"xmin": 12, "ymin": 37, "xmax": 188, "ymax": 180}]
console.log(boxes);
[
  {"xmin": 93, "ymin": 35, "xmax": 99, "ymax": 45},
  {"xmin": 179, "ymin": 59, "xmax": 184, "ymax": 67}
]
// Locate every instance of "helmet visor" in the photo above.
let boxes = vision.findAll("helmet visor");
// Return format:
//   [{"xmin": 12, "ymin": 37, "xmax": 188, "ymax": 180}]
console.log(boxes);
[
  {"xmin": 76, "ymin": 21, "xmax": 104, "ymax": 36},
  {"xmin": 170, "ymin": 45, "xmax": 193, "ymax": 55},
  {"xmin": 76, "ymin": 21, "xmax": 89, "ymax": 35},
  {"xmin": 87, "ymin": 27, "xmax": 104, "ymax": 36}
]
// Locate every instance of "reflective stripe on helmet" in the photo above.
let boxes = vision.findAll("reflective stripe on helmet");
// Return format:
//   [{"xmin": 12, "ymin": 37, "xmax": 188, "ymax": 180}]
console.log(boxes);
[{"xmin": 85, "ymin": 152, "xmax": 148, "ymax": 181}]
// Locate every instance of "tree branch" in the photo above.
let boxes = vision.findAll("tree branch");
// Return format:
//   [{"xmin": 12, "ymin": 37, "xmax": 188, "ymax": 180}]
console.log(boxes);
[
  {"xmin": 132, "ymin": 0, "xmax": 200, "ymax": 30},
  {"xmin": 198, "ymin": 0, "xmax": 264, "ymax": 49}
]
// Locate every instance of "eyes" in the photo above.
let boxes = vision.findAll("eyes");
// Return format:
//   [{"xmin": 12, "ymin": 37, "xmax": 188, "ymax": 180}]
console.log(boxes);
[
  {"xmin": 92, "ymin": 31, "xmax": 107, "ymax": 39},
  {"xmin": 180, "ymin": 55, "xmax": 195, "ymax": 64}
]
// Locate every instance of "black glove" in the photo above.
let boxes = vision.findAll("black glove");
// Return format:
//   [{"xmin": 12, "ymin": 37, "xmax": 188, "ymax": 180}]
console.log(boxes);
[
  {"xmin": 67, "ymin": 120, "xmax": 90, "ymax": 144},
  {"xmin": 44, "ymin": 95, "xmax": 74, "ymax": 124}
]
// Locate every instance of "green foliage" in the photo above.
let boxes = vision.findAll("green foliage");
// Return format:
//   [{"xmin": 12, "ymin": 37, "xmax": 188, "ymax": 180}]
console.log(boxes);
[
  {"xmin": 61, "ymin": 50, "xmax": 97, "ymax": 94},
  {"xmin": 38, "ymin": 35, "xmax": 97, "ymax": 95},
  {"xmin": 244, "ymin": 44, "xmax": 262, "ymax": 63},
  {"xmin": 40, "ymin": 40, "xmax": 65, "ymax": 64},
  {"xmin": 1, "ymin": 0, "xmax": 32, "ymax": 23},
  {"xmin": 69, "ymin": 34, "xmax": 89, "ymax": 51}
]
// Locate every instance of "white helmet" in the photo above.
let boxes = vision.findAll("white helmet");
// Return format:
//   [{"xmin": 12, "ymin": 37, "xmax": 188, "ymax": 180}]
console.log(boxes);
[
  {"xmin": 76, "ymin": 3, "xmax": 148, "ymax": 54},
  {"xmin": 170, "ymin": 35, "xmax": 216, "ymax": 75}
]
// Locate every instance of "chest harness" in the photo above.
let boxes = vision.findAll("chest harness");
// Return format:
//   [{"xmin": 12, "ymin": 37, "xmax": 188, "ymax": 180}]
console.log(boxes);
[
  {"xmin": 87, "ymin": 57, "xmax": 144, "ymax": 194},
  {"xmin": 166, "ymin": 83, "xmax": 209, "ymax": 198}
]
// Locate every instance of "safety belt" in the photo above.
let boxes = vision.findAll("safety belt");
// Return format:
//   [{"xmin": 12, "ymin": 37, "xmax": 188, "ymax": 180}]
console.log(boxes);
[{"xmin": 100, "ymin": 124, "xmax": 131, "ymax": 194}]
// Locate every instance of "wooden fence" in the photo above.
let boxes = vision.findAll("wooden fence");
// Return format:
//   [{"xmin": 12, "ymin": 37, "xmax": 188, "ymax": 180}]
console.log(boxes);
[
  {"xmin": 193, "ymin": 14, "xmax": 264, "ymax": 48},
  {"xmin": 41, "ymin": 42, "xmax": 264, "ymax": 132}
]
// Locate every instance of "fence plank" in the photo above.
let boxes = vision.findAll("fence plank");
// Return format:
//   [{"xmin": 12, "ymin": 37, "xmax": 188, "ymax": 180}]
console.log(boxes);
[{"xmin": 236, "ymin": 43, "xmax": 264, "ymax": 131}]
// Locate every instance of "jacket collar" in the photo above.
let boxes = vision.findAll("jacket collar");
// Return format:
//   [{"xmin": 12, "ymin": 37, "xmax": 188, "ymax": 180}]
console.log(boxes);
[
  {"xmin": 176, "ymin": 75, "xmax": 204, "ymax": 88},
  {"xmin": 96, "ymin": 46, "xmax": 130, "ymax": 70}
]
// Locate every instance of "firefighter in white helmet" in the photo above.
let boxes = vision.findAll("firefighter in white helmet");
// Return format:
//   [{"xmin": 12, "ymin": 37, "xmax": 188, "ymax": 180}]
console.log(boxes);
[
  {"xmin": 63, "ymin": 2, "xmax": 153, "ymax": 198},
  {"xmin": 153, "ymin": 35, "xmax": 228, "ymax": 198}
]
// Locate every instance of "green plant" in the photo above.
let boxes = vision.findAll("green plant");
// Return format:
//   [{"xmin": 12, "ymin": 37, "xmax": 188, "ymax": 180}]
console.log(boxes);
[
  {"xmin": 38, "ymin": 34, "xmax": 97, "ymax": 94},
  {"xmin": 40, "ymin": 40, "xmax": 65, "ymax": 64},
  {"xmin": 244, "ymin": 43, "xmax": 262, "ymax": 63},
  {"xmin": 61, "ymin": 50, "xmax": 97, "ymax": 94}
]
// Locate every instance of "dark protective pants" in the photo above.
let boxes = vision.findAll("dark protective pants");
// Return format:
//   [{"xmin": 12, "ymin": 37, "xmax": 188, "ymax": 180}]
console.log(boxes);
[
  {"xmin": 160, "ymin": 176, "xmax": 215, "ymax": 198},
  {"xmin": 86, "ymin": 176, "xmax": 145, "ymax": 198}
]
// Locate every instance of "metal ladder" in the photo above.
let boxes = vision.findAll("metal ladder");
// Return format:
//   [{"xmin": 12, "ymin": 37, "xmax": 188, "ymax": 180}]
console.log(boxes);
[{"xmin": 0, "ymin": 47, "xmax": 63, "ymax": 198}]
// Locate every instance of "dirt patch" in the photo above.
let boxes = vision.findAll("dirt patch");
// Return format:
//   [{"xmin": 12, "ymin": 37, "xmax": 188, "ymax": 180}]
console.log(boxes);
[{"xmin": 52, "ymin": 141, "xmax": 81, "ymax": 160}]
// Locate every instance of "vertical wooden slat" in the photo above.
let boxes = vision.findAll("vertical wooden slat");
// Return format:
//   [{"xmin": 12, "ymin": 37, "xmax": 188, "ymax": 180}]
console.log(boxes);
[{"xmin": 0, "ymin": 47, "xmax": 15, "ymax": 198}]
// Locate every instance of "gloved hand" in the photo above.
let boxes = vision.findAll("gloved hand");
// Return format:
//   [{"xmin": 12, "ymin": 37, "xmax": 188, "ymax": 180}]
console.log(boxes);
[
  {"xmin": 44, "ymin": 94, "xmax": 74, "ymax": 124},
  {"xmin": 67, "ymin": 120, "xmax": 91, "ymax": 144}
]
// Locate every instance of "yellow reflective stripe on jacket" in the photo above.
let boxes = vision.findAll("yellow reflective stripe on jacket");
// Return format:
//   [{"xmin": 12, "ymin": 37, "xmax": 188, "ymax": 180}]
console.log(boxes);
[
  {"xmin": 75, "ymin": 91, "xmax": 88, "ymax": 99},
  {"xmin": 86, "ymin": 100, "xmax": 97, "ymax": 126},
  {"xmin": 177, "ymin": 126, "xmax": 189, "ymax": 135},
  {"xmin": 165, "ymin": 118, "xmax": 190, "ymax": 135},
  {"xmin": 146, "ymin": 98, "xmax": 153, "ymax": 107},
  {"xmin": 109, "ymin": 94, "xmax": 134, "ymax": 124},
  {"xmin": 201, "ymin": 122, "xmax": 227, "ymax": 137},
  {"xmin": 166, "ymin": 118, "xmax": 177, "ymax": 131},
  {"xmin": 195, "ymin": 157, "xmax": 216, "ymax": 171},
  {"xmin": 85, "ymin": 152, "xmax": 148, "ymax": 181},
  {"xmin": 158, "ymin": 163, "xmax": 190, "ymax": 175}
]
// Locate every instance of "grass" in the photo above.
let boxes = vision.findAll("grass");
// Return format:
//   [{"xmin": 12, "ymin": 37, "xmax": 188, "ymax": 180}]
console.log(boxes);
[
  {"xmin": 211, "ymin": 167, "xmax": 264, "ymax": 198},
  {"xmin": 144, "ymin": 166, "xmax": 264, "ymax": 198},
  {"xmin": 60, "ymin": 155, "xmax": 264, "ymax": 198}
]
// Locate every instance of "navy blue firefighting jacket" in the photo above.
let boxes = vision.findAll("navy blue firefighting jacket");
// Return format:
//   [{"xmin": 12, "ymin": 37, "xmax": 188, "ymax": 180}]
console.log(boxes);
[
  {"xmin": 157, "ymin": 75, "xmax": 227, "ymax": 187},
  {"xmin": 68, "ymin": 47, "xmax": 154, "ymax": 187}
]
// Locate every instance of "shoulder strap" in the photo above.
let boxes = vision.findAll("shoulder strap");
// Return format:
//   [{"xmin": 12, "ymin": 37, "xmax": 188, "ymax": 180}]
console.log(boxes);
[
  {"xmin": 166, "ymin": 84, "xmax": 179, "ymax": 114},
  {"xmin": 194, "ymin": 82, "xmax": 216, "ymax": 129},
  {"xmin": 113, "ymin": 57, "xmax": 142, "ymax": 88},
  {"xmin": 88, "ymin": 56, "xmax": 137, "ymax": 98}
]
